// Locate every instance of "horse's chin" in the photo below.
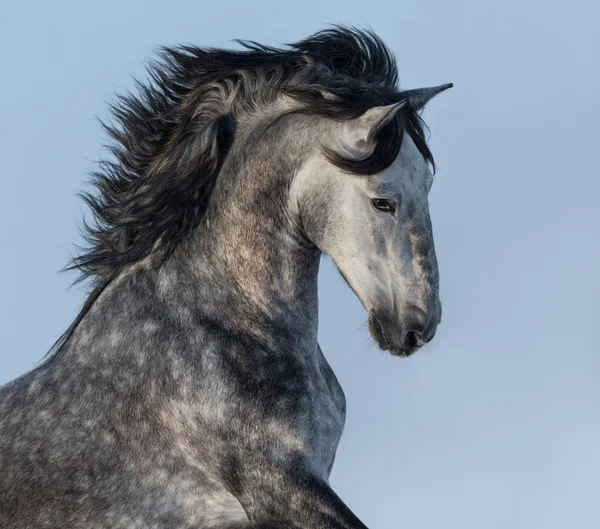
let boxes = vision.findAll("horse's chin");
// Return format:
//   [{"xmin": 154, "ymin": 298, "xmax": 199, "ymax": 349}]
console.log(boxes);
[{"xmin": 367, "ymin": 311, "xmax": 421, "ymax": 358}]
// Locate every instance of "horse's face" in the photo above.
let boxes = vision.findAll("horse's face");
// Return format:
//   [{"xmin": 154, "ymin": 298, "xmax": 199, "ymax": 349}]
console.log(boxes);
[{"xmin": 293, "ymin": 103, "xmax": 441, "ymax": 357}]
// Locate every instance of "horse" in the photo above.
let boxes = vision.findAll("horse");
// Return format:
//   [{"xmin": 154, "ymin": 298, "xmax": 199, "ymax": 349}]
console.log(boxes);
[{"xmin": 0, "ymin": 27, "xmax": 451, "ymax": 529}]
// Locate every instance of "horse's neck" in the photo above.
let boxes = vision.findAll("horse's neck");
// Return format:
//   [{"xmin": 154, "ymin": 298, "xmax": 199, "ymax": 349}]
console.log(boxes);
[
  {"xmin": 177, "ymin": 211, "xmax": 322, "ymax": 348},
  {"xmin": 65, "ymin": 206, "xmax": 322, "ymax": 364},
  {"xmin": 172, "ymin": 172, "xmax": 322, "ymax": 349}
]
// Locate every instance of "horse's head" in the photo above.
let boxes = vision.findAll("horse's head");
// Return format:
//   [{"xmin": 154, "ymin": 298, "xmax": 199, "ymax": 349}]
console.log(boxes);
[
  {"xmin": 63, "ymin": 26, "xmax": 451, "ymax": 359},
  {"xmin": 292, "ymin": 85, "xmax": 451, "ymax": 357}
]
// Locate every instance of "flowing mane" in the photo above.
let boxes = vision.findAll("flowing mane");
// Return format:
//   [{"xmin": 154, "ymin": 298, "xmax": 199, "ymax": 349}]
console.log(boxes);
[
  {"xmin": 72, "ymin": 27, "xmax": 434, "ymax": 285},
  {"xmin": 45, "ymin": 27, "xmax": 436, "ymax": 361}
]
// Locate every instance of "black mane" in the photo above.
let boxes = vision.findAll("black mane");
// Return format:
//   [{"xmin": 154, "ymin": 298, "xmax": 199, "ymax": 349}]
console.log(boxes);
[
  {"xmin": 71, "ymin": 26, "xmax": 434, "ymax": 285},
  {"xmin": 43, "ymin": 27, "xmax": 437, "ymax": 363}
]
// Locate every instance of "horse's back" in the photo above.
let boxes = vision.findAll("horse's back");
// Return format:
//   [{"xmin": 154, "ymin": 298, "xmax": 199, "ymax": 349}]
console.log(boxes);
[{"xmin": 0, "ymin": 366, "xmax": 248, "ymax": 529}]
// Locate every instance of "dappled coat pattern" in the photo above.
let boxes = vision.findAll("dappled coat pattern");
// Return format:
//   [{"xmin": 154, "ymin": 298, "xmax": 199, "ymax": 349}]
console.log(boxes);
[{"xmin": 0, "ymin": 27, "xmax": 449, "ymax": 529}]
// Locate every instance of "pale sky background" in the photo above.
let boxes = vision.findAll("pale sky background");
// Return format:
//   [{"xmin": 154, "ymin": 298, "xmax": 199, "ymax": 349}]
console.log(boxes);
[{"xmin": 1, "ymin": 1, "xmax": 599, "ymax": 528}]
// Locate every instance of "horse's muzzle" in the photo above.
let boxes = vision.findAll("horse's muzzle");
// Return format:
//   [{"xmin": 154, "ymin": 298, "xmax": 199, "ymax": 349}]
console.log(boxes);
[{"xmin": 367, "ymin": 304, "xmax": 440, "ymax": 357}]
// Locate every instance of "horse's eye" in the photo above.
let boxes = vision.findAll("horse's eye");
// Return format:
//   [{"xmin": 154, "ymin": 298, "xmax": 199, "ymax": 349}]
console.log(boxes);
[{"xmin": 372, "ymin": 198, "xmax": 396, "ymax": 214}]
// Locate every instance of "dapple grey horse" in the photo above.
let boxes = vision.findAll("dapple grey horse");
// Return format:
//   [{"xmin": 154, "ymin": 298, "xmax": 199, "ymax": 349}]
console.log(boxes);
[{"xmin": 0, "ymin": 28, "xmax": 451, "ymax": 529}]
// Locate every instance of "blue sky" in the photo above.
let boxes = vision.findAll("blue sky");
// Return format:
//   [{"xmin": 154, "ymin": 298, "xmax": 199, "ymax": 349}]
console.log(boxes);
[{"xmin": 1, "ymin": 1, "xmax": 599, "ymax": 527}]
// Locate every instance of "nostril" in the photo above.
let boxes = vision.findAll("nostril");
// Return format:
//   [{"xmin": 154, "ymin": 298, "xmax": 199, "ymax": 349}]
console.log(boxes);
[
  {"xmin": 404, "ymin": 330, "xmax": 424, "ymax": 351},
  {"xmin": 413, "ymin": 331, "xmax": 425, "ymax": 348}
]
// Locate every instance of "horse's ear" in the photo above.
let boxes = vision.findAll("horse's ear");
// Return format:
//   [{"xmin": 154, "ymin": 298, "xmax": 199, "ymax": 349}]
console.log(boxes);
[
  {"xmin": 359, "ymin": 101, "xmax": 406, "ymax": 144},
  {"xmin": 340, "ymin": 101, "xmax": 405, "ymax": 158},
  {"xmin": 401, "ymin": 83, "xmax": 453, "ymax": 112}
]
